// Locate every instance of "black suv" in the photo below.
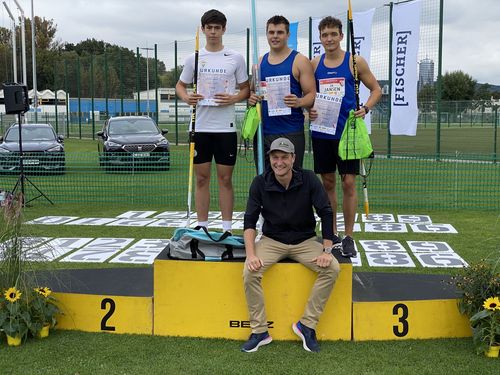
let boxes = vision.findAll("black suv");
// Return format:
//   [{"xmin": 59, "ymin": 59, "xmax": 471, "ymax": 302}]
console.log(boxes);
[
  {"xmin": 0, "ymin": 123, "xmax": 65, "ymax": 174},
  {"xmin": 97, "ymin": 116, "xmax": 170, "ymax": 172}
]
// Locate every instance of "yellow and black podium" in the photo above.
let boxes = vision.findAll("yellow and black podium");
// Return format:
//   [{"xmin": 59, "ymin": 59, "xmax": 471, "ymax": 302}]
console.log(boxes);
[
  {"xmin": 42, "ymin": 249, "xmax": 471, "ymax": 341},
  {"xmin": 154, "ymin": 252, "xmax": 352, "ymax": 340}
]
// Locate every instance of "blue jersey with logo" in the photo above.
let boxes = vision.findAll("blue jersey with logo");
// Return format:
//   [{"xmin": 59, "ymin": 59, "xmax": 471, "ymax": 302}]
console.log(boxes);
[
  {"xmin": 260, "ymin": 50, "xmax": 304, "ymax": 135},
  {"xmin": 312, "ymin": 52, "xmax": 356, "ymax": 140}
]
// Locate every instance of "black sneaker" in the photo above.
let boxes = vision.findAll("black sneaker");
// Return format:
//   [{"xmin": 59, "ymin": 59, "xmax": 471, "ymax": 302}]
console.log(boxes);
[
  {"xmin": 332, "ymin": 234, "xmax": 343, "ymax": 252},
  {"xmin": 341, "ymin": 236, "xmax": 357, "ymax": 257},
  {"xmin": 292, "ymin": 321, "xmax": 320, "ymax": 352},
  {"xmin": 240, "ymin": 331, "xmax": 272, "ymax": 352},
  {"xmin": 194, "ymin": 225, "xmax": 206, "ymax": 231}
]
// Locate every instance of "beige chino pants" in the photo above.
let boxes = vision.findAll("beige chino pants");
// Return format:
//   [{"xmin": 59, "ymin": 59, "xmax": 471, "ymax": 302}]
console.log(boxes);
[{"xmin": 243, "ymin": 236, "xmax": 340, "ymax": 333}]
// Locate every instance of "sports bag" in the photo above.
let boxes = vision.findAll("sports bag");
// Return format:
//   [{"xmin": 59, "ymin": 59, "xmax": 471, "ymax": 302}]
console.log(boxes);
[
  {"xmin": 241, "ymin": 106, "xmax": 260, "ymax": 141},
  {"xmin": 168, "ymin": 227, "xmax": 246, "ymax": 261},
  {"xmin": 339, "ymin": 110, "xmax": 374, "ymax": 160}
]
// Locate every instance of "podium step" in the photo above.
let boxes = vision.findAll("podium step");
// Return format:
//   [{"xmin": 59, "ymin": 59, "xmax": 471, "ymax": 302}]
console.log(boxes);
[
  {"xmin": 154, "ymin": 253, "xmax": 352, "ymax": 340},
  {"xmin": 39, "ymin": 260, "xmax": 471, "ymax": 340}
]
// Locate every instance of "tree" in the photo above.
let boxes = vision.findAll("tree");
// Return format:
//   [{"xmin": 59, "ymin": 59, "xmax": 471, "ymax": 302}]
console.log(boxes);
[
  {"xmin": 441, "ymin": 70, "xmax": 477, "ymax": 116},
  {"xmin": 160, "ymin": 66, "xmax": 183, "ymax": 88},
  {"xmin": 441, "ymin": 70, "xmax": 476, "ymax": 101},
  {"xmin": 417, "ymin": 84, "xmax": 436, "ymax": 112}
]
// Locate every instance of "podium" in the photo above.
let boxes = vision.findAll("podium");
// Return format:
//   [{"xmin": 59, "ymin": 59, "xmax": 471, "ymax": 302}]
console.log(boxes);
[
  {"xmin": 40, "ymin": 251, "xmax": 470, "ymax": 341},
  {"xmin": 153, "ymin": 252, "xmax": 352, "ymax": 340}
]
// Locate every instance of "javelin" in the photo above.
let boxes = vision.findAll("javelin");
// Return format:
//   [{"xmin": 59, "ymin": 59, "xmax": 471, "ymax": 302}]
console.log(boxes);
[
  {"xmin": 348, "ymin": 0, "xmax": 370, "ymax": 216},
  {"xmin": 186, "ymin": 28, "xmax": 200, "ymax": 226},
  {"xmin": 250, "ymin": 0, "xmax": 264, "ymax": 174}
]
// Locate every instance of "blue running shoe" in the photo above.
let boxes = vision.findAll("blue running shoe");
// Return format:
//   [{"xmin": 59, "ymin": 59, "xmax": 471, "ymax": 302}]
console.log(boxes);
[
  {"xmin": 292, "ymin": 321, "xmax": 320, "ymax": 352},
  {"xmin": 241, "ymin": 331, "xmax": 272, "ymax": 352}
]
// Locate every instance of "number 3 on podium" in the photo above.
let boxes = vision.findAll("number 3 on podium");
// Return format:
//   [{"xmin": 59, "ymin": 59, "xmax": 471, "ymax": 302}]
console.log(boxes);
[{"xmin": 393, "ymin": 303, "xmax": 409, "ymax": 337}]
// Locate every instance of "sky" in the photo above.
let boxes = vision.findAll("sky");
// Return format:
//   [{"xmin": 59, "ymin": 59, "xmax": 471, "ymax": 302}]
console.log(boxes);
[{"xmin": 1, "ymin": 0, "xmax": 499, "ymax": 85}]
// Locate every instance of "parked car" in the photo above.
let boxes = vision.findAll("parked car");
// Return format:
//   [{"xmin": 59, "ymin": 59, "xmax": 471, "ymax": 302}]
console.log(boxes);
[
  {"xmin": 97, "ymin": 116, "xmax": 170, "ymax": 172},
  {"xmin": 0, "ymin": 123, "xmax": 65, "ymax": 174}
]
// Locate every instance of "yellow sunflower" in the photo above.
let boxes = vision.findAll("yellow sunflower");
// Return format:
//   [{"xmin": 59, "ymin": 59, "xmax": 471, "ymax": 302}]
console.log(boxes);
[
  {"xmin": 4, "ymin": 287, "xmax": 22, "ymax": 303},
  {"xmin": 35, "ymin": 287, "xmax": 52, "ymax": 298},
  {"xmin": 483, "ymin": 296, "xmax": 500, "ymax": 311}
]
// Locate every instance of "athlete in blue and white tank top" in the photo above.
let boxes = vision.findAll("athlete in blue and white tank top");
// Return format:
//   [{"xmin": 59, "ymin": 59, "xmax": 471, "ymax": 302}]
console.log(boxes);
[
  {"xmin": 248, "ymin": 16, "xmax": 316, "ymax": 170},
  {"xmin": 260, "ymin": 50, "xmax": 304, "ymax": 135},
  {"xmin": 309, "ymin": 16, "xmax": 382, "ymax": 259}
]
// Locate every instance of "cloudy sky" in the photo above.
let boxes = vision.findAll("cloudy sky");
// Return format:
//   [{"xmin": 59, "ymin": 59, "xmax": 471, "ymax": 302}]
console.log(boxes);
[{"xmin": 2, "ymin": 0, "xmax": 499, "ymax": 84}]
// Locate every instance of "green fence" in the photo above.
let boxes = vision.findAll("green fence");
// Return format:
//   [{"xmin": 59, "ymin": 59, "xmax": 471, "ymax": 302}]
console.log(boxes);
[
  {"xmin": 1, "ymin": 146, "xmax": 498, "ymax": 211},
  {"xmin": 5, "ymin": 0, "xmax": 484, "ymax": 156}
]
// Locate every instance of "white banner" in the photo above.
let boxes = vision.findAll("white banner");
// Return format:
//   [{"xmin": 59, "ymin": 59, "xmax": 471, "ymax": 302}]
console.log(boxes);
[
  {"xmin": 311, "ymin": 17, "xmax": 324, "ymax": 58},
  {"xmin": 390, "ymin": 0, "xmax": 421, "ymax": 136},
  {"xmin": 353, "ymin": 8, "xmax": 375, "ymax": 133}
]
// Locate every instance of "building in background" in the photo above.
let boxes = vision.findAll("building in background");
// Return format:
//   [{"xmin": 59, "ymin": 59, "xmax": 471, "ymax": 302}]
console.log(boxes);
[{"xmin": 418, "ymin": 58, "xmax": 435, "ymax": 90}]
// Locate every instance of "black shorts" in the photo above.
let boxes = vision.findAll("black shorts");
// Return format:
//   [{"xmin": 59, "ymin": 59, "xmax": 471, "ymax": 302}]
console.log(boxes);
[
  {"xmin": 193, "ymin": 132, "xmax": 237, "ymax": 166},
  {"xmin": 312, "ymin": 137, "xmax": 359, "ymax": 175}
]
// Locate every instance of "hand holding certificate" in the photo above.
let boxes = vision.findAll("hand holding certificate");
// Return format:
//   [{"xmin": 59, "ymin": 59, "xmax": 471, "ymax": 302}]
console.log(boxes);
[
  {"xmin": 310, "ymin": 93, "xmax": 343, "ymax": 135},
  {"xmin": 266, "ymin": 75, "xmax": 291, "ymax": 116}
]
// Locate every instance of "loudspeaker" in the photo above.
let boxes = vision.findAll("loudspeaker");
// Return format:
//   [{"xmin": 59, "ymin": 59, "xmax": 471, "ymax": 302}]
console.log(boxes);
[{"xmin": 3, "ymin": 83, "xmax": 29, "ymax": 114}]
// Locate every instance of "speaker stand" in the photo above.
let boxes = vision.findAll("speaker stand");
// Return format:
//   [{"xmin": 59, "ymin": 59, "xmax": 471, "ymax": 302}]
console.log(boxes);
[{"xmin": 11, "ymin": 112, "xmax": 54, "ymax": 206}]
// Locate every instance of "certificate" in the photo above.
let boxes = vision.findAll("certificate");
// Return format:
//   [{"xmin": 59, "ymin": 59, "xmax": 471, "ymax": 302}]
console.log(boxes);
[
  {"xmin": 265, "ymin": 75, "xmax": 291, "ymax": 116},
  {"xmin": 198, "ymin": 72, "xmax": 234, "ymax": 106},
  {"xmin": 310, "ymin": 93, "xmax": 343, "ymax": 135}
]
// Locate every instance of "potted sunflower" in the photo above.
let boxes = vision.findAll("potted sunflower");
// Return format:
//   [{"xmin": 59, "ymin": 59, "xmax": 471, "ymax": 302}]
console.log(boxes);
[
  {"xmin": 470, "ymin": 296, "xmax": 500, "ymax": 357},
  {"xmin": 29, "ymin": 286, "xmax": 60, "ymax": 338},
  {"xmin": 454, "ymin": 258, "xmax": 500, "ymax": 356},
  {"xmin": 0, "ymin": 287, "xmax": 31, "ymax": 346}
]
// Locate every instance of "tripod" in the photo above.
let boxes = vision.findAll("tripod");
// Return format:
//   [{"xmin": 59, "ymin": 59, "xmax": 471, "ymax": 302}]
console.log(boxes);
[{"xmin": 11, "ymin": 112, "xmax": 54, "ymax": 206}]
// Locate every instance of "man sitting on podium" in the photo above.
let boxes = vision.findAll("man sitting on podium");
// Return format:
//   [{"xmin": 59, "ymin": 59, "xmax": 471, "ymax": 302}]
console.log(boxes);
[{"xmin": 241, "ymin": 137, "xmax": 340, "ymax": 353}]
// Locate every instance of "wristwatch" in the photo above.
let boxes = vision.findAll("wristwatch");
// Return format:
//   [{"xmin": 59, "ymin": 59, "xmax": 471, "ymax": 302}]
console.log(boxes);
[
  {"xmin": 362, "ymin": 105, "xmax": 370, "ymax": 114},
  {"xmin": 323, "ymin": 247, "xmax": 333, "ymax": 255}
]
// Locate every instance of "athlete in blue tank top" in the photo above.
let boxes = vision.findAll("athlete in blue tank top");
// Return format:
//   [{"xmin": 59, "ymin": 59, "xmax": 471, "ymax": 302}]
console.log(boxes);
[
  {"xmin": 260, "ymin": 50, "xmax": 304, "ymax": 135},
  {"xmin": 309, "ymin": 16, "xmax": 381, "ymax": 258},
  {"xmin": 248, "ymin": 15, "xmax": 316, "ymax": 170}
]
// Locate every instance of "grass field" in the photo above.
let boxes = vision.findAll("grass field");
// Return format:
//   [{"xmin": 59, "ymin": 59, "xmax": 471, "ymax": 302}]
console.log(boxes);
[
  {"xmin": 1, "ymin": 139, "xmax": 499, "ymax": 373},
  {"xmin": 0, "ymin": 331, "xmax": 499, "ymax": 374}
]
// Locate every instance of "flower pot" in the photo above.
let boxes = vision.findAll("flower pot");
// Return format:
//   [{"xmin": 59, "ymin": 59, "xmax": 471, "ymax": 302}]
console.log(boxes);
[
  {"xmin": 485, "ymin": 345, "xmax": 500, "ymax": 358},
  {"xmin": 6, "ymin": 334, "xmax": 22, "ymax": 347},
  {"xmin": 37, "ymin": 324, "xmax": 50, "ymax": 339}
]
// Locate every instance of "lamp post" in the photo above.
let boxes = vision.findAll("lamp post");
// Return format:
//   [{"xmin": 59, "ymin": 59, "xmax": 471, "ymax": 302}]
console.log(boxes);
[
  {"xmin": 140, "ymin": 46, "xmax": 154, "ymax": 116},
  {"xmin": 13, "ymin": 0, "xmax": 27, "ymax": 86},
  {"xmin": 3, "ymin": 2, "xmax": 17, "ymax": 82},
  {"xmin": 31, "ymin": 0, "xmax": 38, "ymax": 122}
]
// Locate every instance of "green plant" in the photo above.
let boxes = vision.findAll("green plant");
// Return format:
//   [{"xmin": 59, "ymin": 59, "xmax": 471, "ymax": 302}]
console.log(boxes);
[
  {"xmin": 29, "ymin": 286, "xmax": 61, "ymax": 333},
  {"xmin": 469, "ymin": 296, "xmax": 500, "ymax": 353},
  {"xmin": 454, "ymin": 259, "xmax": 500, "ymax": 317},
  {"xmin": 0, "ymin": 287, "xmax": 31, "ymax": 339},
  {"xmin": 0, "ymin": 195, "xmax": 24, "ymax": 289}
]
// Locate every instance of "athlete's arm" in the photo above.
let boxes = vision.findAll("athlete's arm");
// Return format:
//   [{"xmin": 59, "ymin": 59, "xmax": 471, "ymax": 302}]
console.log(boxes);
[
  {"xmin": 175, "ymin": 80, "xmax": 204, "ymax": 106},
  {"xmin": 307, "ymin": 56, "xmax": 321, "ymax": 120},
  {"xmin": 285, "ymin": 54, "xmax": 316, "ymax": 109},
  {"xmin": 352, "ymin": 55, "xmax": 382, "ymax": 117}
]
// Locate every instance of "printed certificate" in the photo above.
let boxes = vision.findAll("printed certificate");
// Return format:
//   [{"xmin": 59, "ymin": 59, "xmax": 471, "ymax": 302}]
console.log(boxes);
[
  {"xmin": 198, "ymin": 72, "xmax": 234, "ymax": 106},
  {"xmin": 265, "ymin": 75, "xmax": 291, "ymax": 116},
  {"xmin": 310, "ymin": 93, "xmax": 343, "ymax": 135}
]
